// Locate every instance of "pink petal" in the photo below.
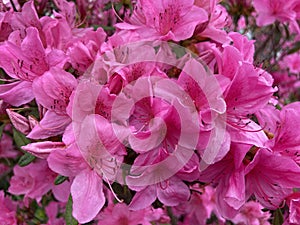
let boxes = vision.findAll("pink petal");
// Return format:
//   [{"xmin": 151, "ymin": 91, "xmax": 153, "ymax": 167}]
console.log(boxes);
[
  {"xmin": 32, "ymin": 67, "xmax": 77, "ymax": 114},
  {"xmin": 27, "ymin": 110, "xmax": 71, "ymax": 139},
  {"xmin": 173, "ymin": 6, "xmax": 208, "ymax": 41},
  {"xmin": 0, "ymin": 81, "xmax": 34, "ymax": 106},
  {"xmin": 224, "ymin": 168, "xmax": 246, "ymax": 210},
  {"xmin": 22, "ymin": 141, "xmax": 65, "ymax": 159},
  {"xmin": 157, "ymin": 177, "xmax": 190, "ymax": 206},
  {"xmin": 246, "ymin": 149, "xmax": 300, "ymax": 209},
  {"xmin": 71, "ymin": 169, "xmax": 105, "ymax": 223},
  {"xmin": 6, "ymin": 109, "xmax": 30, "ymax": 134},
  {"xmin": 129, "ymin": 185, "xmax": 157, "ymax": 210},
  {"xmin": 52, "ymin": 179, "xmax": 71, "ymax": 203},
  {"xmin": 47, "ymin": 145, "xmax": 87, "ymax": 177}
]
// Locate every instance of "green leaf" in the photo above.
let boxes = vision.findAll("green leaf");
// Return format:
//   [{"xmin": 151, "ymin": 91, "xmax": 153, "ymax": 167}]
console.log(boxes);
[
  {"xmin": 273, "ymin": 208, "xmax": 284, "ymax": 225},
  {"xmin": 0, "ymin": 123, "xmax": 5, "ymax": 140},
  {"xmin": 54, "ymin": 175, "xmax": 68, "ymax": 185},
  {"xmin": 34, "ymin": 207, "xmax": 48, "ymax": 223},
  {"xmin": 172, "ymin": 45, "xmax": 186, "ymax": 58},
  {"xmin": 18, "ymin": 152, "xmax": 36, "ymax": 167},
  {"xmin": 288, "ymin": 41, "xmax": 300, "ymax": 55},
  {"xmin": 113, "ymin": 2, "xmax": 123, "ymax": 11},
  {"xmin": 103, "ymin": 2, "xmax": 112, "ymax": 10},
  {"xmin": 13, "ymin": 128, "xmax": 30, "ymax": 149},
  {"xmin": 100, "ymin": 25, "xmax": 116, "ymax": 31},
  {"xmin": 65, "ymin": 195, "xmax": 78, "ymax": 225}
]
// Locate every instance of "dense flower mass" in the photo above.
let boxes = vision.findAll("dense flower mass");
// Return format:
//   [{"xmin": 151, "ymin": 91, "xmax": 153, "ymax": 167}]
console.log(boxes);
[{"xmin": 0, "ymin": 0, "xmax": 300, "ymax": 224}]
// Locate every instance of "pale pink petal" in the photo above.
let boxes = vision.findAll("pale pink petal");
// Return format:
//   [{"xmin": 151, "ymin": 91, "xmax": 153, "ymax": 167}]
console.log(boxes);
[
  {"xmin": 32, "ymin": 67, "xmax": 77, "ymax": 114},
  {"xmin": 0, "ymin": 81, "xmax": 34, "ymax": 106},
  {"xmin": 22, "ymin": 141, "xmax": 65, "ymax": 159},
  {"xmin": 47, "ymin": 146, "xmax": 87, "ymax": 177},
  {"xmin": 129, "ymin": 185, "xmax": 157, "ymax": 210},
  {"xmin": 52, "ymin": 179, "xmax": 71, "ymax": 203},
  {"xmin": 27, "ymin": 110, "xmax": 71, "ymax": 139},
  {"xmin": 157, "ymin": 177, "xmax": 190, "ymax": 206},
  {"xmin": 71, "ymin": 169, "xmax": 105, "ymax": 223},
  {"xmin": 6, "ymin": 108, "xmax": 30, "ymax": 134},
  {"xmin": 246, "ymin": 149, "xmax": 300, "ymax": 209}
]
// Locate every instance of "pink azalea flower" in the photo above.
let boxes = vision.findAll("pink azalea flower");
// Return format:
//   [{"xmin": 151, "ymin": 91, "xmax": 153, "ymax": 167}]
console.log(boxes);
[
  {"xmin": 97, "ymin": 203, "xmax": 170, "ymax": 225},
  {"xmin": 129, "ymin": 176, "xmax": 190, "ymax": 210},
  {"xmin": 194, "ymin": 1, "xmax": 231, "ymax": 43},
  {"xmin": 221, "ymin": 47, "xmax": 275, "ymax": 124},
  {"xmin": 97, "ymin": 203, "xmax": 148, "ymax": 225},
  {"xmin": 253, "ymin": 0, "xmax": 297, "ymax": 26},
  {"xmin": 245, "ymin": 148, "xmax": 300, "ymax": 209},
  {"xmin": 7, "ymin": 1, "xmax": 42, "ymax": 39},
  {"xmin": 8, "ymin": 160, "xmax": 57, "ymax": 202},
  {"xmin": 228, "ymin": 32, "xmax": 255, "ymax": 63},
  {"xmin": 0, "ymin": 27, "xmax": 68, "ymax": 106},
  {"xmin": 27, "ymin": 67, "xmax": 77, "ymax": 139},
  {"xmin": 177, "ymin": 58, "xmax": 228, "ymax": 165},
  {"xmin": 48, "ymin": 113, "xmax": 125, "ymax": 223},
  {"xmin": 127, "ymin": 149, "xmax": 197, "ymax": 211},
  {"xmin": 0, "ymin": 191, "xmax": 17, "ymax": 225},
  {"xmin": 280, "ymin": 53, "xmax": 300, "ymax": 74},
  {"xmin": 48, "ymin": 144, "xmax": 105, "ymax": 224},
  {"xmin": 45, "ymin": 201, "xmax": 65, "ymax": 225},
  {"xmin": 199, "ymin": 143, "xmax": 250, "ymax": 219},
  {"xmin": 115, "ymin": 0, "xmax": 208, "ymax": 41},
  {"xmin": 0, "ymin": 27, "xmax": 46, "ymax": 106},
  {"xmin": 0, "ymin": 129, "xmax": 18, "ymax": 159},
  {"xmin": 286, "ymin": 192, "xmax": 300, "ymax": 224},
  {"xmin": 53, "ymin": 0, "xmax": 76, "ymax": 26},
  {"xmin": 231, "ymin": 201, "xmax": 271, "ymax": 225},
  {"xmin": 174, "ymin": 185, "xmax": 224, "ymax": 225},
  {"xmin": 40, "ymin": 13, "xmax": 73, "ymax": 50},
  {"xmin": 271, "ymin": 71, "xmax": 300, "ymax": 100},
  {"xmin": 257, "ymin": 102, "xmax": 300, "ymax": 164},
  {"xmin": 67, "ymin": 28, "xmax": 106, "ymax": 73}
]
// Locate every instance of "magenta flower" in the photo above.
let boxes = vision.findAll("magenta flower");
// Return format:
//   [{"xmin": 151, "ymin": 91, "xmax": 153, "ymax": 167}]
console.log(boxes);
[
  {"xmin": 129, "ymin": 176, "xmax": 190, "ymax": 210},
  {"xmin": 253, "ymin": 0, "xmax": 297, "ymax": 26},
  {"xmin": 97, "ymin": 203, "xmax": 147, "ymax": 225},
  {"xmin": 245, "ymin": 149, "xmax": 300, "ymax": 209},
  {"xmin": 48, "ymin": 112, "xmax": 125, "ymax": 223},
  {"xmin": 0, "ymin": 191, "xmax": 17, "ymax": 225},
  {"xmin": 27, "ymin": 67, "xmax": 77, "ymax": 139},
  {"xmin": 194, "ymin": 1, "xmax": 231, "ymax": 43},
  {"xmin": 285, "ymin": 192, "xmax": 300, "ymax": 224},
  {"xmin": 257, "ymin": 102, "xmax": 300, "ymax": 164},
  {"xmin": 45, "ymin": 202, "xmax": 66, "ymax": 225},
  {"xmin": 47, "ymin": 140, "xmax": 106, "ymax": 223},
  {"xmin": 67, "ymin": 28, "xmax": 106, "ymax": 73},
  {"xmin": 0, "ymin": 27, "xmax": 67, "ymax": 106},
  {"xmin": 0, "ymin": 129, "xmax": 18, "ymax": 159},
  {"xmin": 174, "ymin": 185, "xmax": 224, "ymax": 225},
  {"xmin": 8, "ymin": 160, "xmax": 57, "ymax": 202},
  {"xmin": 0, "ymin": 27, "xmax": 47, "ymax": 106},
  {"xmin": 232, "ymin": 201, "xmax": 271, "ymax": 225},
  {"xmin": 115, "ymin": 0, "xmax": 208, "ymax": 41},
  {"xmin": 199, "ymin": 143, "xmax": 249, "ymax": 219}
]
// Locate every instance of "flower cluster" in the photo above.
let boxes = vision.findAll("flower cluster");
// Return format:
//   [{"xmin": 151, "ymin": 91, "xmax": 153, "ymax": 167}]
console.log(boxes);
[{"xmin": 0, "ymin": 0, "xmax": 300, "ymax": 224}]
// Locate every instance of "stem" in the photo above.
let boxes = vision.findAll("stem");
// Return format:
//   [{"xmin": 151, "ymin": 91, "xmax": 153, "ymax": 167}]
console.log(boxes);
[{"xmin": 167, "ymin": 206, "xmax": 178, "ymax": 225}]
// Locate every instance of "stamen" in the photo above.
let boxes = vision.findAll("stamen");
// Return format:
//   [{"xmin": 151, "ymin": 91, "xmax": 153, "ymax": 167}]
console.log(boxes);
[
  {"xmin": 102, "ymin": 170, "xmax": 123, "ymax": 203},
  {"xmin": 111, "ymin": 1, "xmax": 124, "ymax": 22}
]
